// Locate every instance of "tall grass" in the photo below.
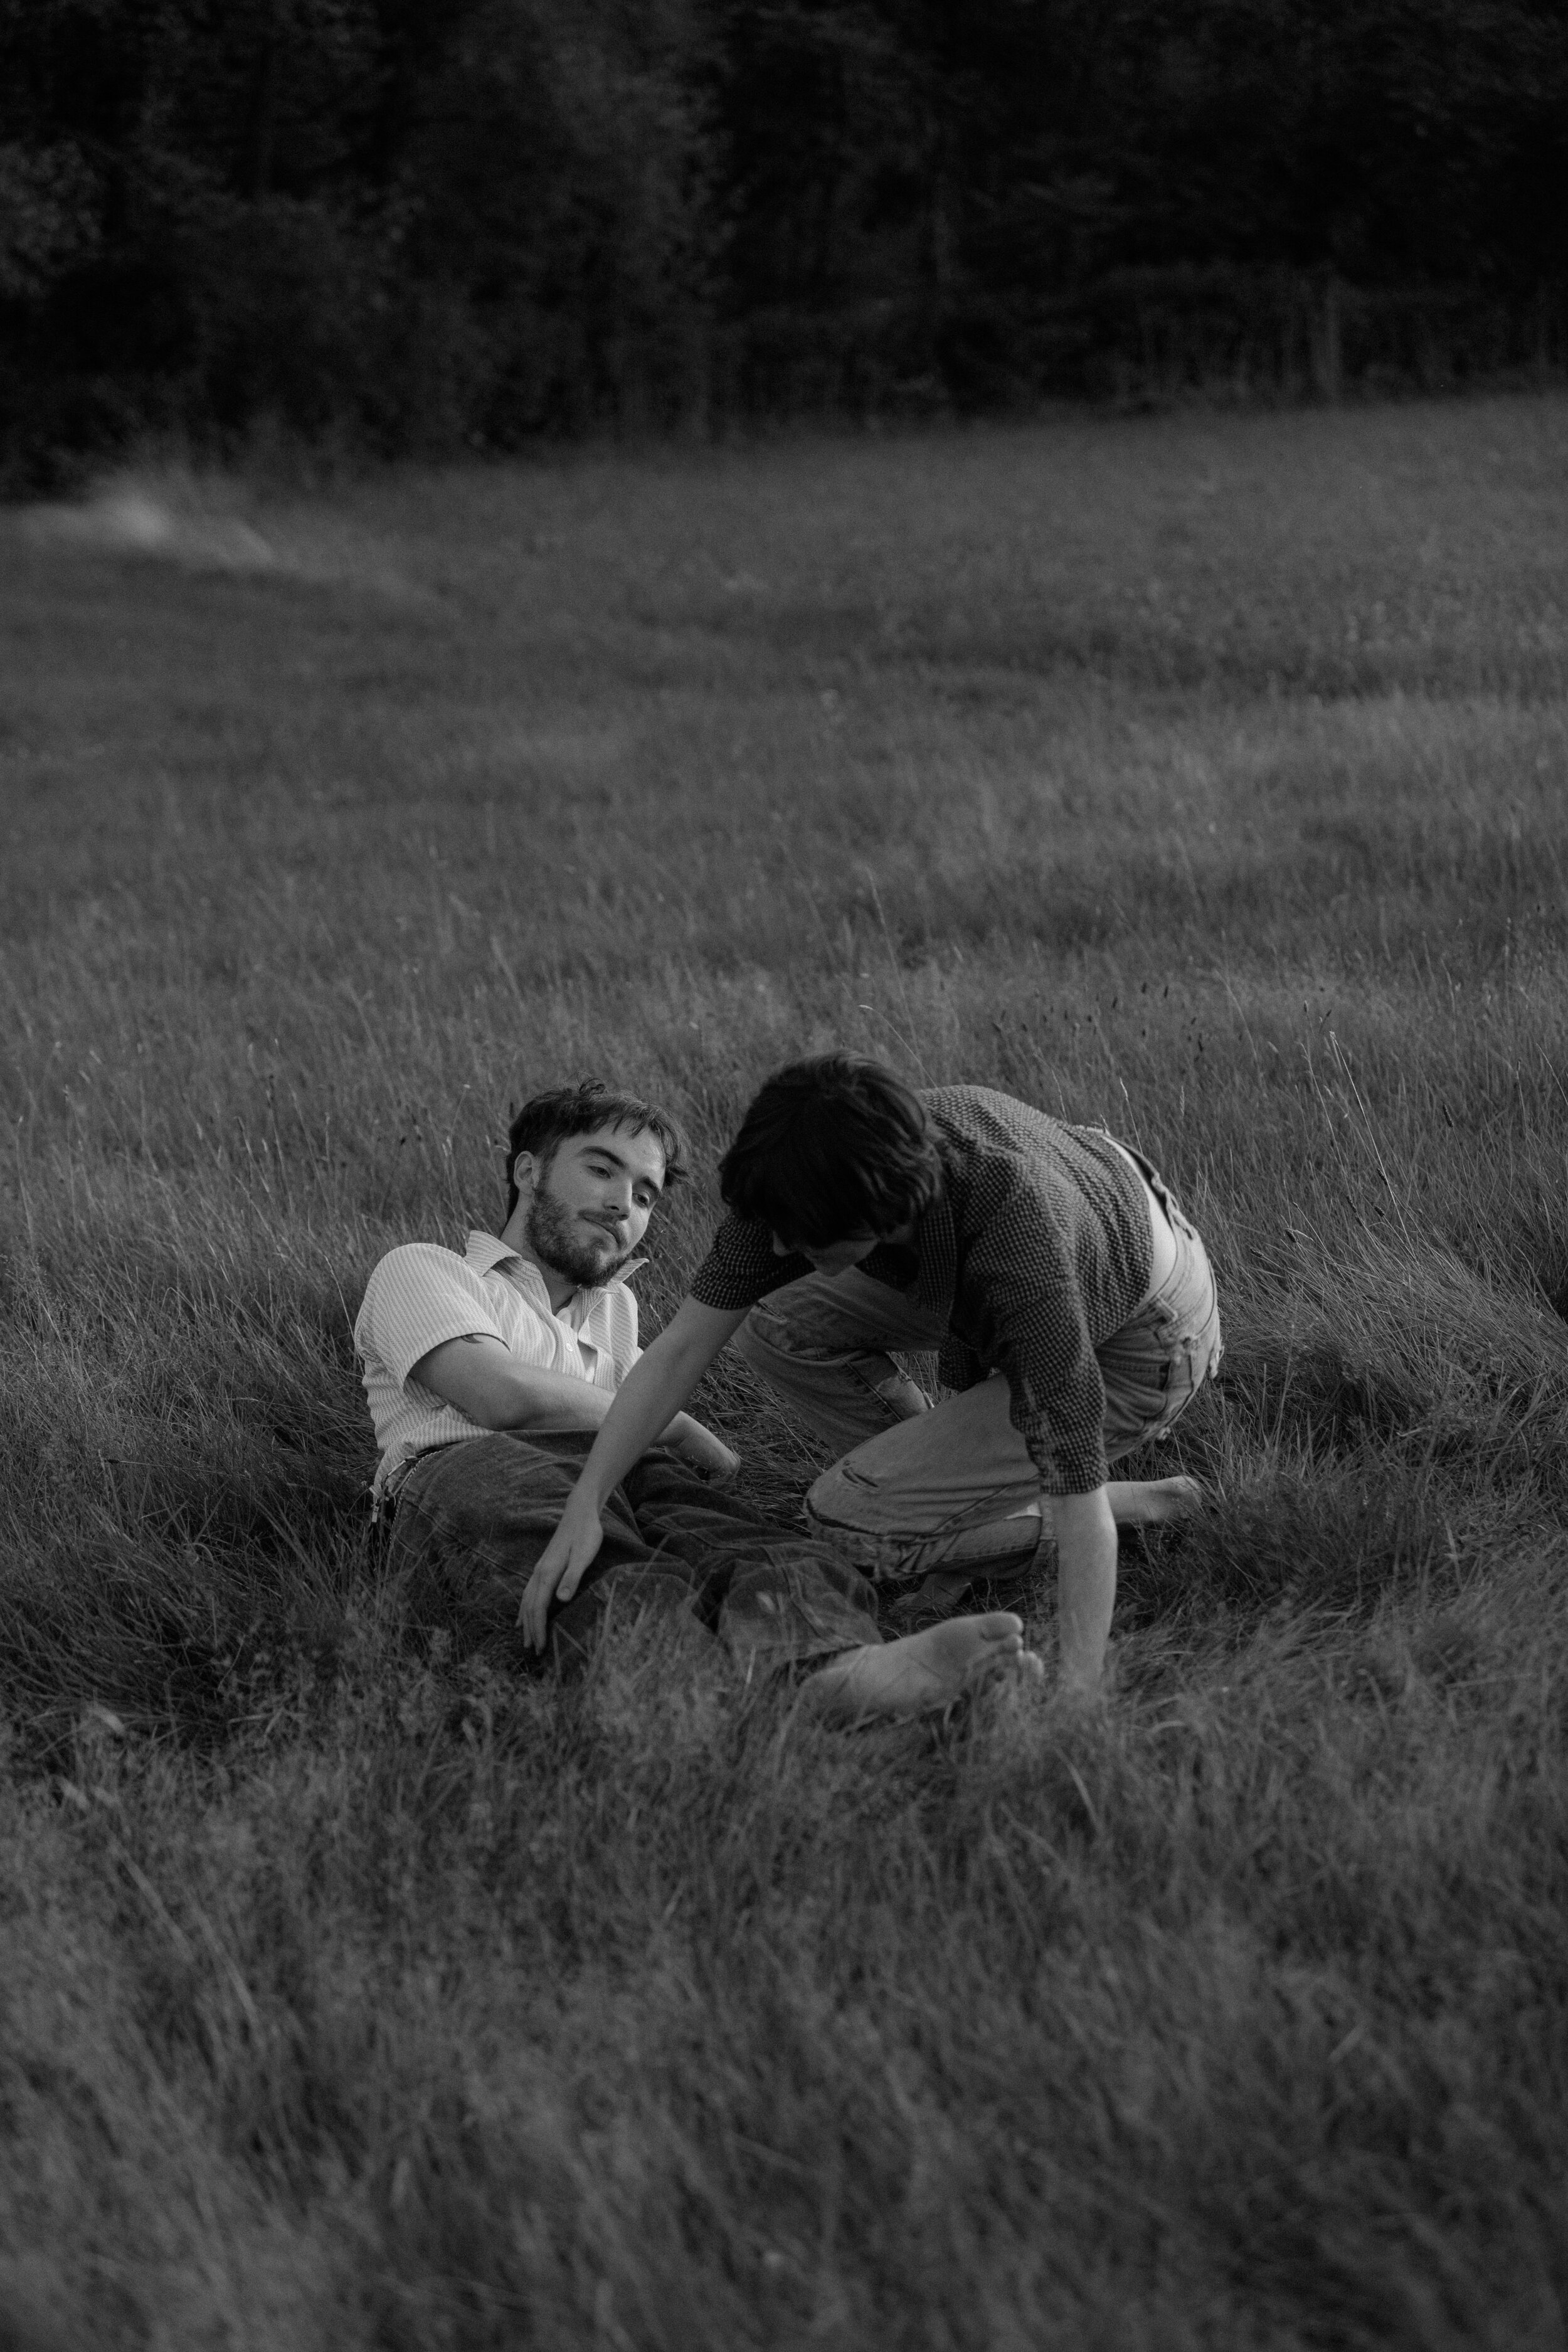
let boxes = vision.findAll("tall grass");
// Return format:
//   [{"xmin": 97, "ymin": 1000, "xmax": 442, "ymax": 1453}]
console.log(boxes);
[{"xmin": 2, "ymin": 395, "xmax": 1566, "ymax": 2347}]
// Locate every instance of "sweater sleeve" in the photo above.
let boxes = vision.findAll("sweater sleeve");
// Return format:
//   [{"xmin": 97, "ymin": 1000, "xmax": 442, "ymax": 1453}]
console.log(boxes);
[
  {"xmin": 956, "ymin": 1176, "xmax": 1111, "ymax": 1495},
  {"xmin": 687, "ymin": 1215, "xmax": 813, "ymax": 1310}
]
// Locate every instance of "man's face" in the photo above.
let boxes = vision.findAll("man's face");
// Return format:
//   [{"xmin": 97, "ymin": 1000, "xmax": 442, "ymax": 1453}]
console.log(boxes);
[
  {"xmin": 770, "ymin": 1230, "xmax": 882, "ymax": 1278},
  {"xmin": 519, "ymin": 1123, "xmax": 666, "ymax": 1288}
]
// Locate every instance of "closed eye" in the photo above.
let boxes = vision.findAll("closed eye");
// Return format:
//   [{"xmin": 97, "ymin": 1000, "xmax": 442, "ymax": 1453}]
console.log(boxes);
[{"xmin": 584, "ymin": 1153, "xmax": 660, "ymax": 1209}]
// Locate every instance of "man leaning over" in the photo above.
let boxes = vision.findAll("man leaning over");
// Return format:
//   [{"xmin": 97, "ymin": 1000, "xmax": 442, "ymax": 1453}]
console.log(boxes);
[
  {"xmin": 354, "ymin": 1079, "xmax": 1038, "ymax": 1720},
  {"xmin": 522, "ymin": 1056, "xmax": 1222, "ymax": 1693}
]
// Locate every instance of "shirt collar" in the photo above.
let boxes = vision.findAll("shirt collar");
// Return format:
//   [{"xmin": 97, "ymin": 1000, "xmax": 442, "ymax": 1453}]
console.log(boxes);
[{"xmin": 464, "ymin": 1229, "xmax": 646, "ymax": 1308}]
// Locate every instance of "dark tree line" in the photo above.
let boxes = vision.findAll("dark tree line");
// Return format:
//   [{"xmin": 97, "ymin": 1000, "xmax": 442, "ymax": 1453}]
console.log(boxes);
[{"xmin": 2, "ymin": 0, "xmax": 1565, "ymax": 480}]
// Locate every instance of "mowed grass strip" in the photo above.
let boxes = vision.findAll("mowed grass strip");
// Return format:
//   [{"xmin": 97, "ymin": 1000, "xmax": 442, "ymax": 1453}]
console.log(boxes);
[{"xmin": 1, "ymin": 395, "xmax": 1565, "ymax": 2349}]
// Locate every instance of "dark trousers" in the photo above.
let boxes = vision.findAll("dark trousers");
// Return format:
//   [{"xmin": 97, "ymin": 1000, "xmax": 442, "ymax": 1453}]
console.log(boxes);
[{"xmin": 388, "ymin": 1431, "xmax": 884, "ymax": 1673}]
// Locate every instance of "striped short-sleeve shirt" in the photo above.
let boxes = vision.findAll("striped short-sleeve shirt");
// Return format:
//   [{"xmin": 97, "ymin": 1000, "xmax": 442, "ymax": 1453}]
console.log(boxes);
[
  {"xmin": 353, "ymin": 1229, "xmax": 643, "ymax": 1503},
  {"xmin": 689, "ymin": 1086, "xmax": 1156, "ymax": 1495}
]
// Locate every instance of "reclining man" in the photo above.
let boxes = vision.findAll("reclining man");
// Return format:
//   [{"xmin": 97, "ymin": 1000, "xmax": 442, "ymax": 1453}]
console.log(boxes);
[
  {"xmin": 523, "ymin": 1057, "xmax": 1223, "ymax": 1692},
  {"xmin": 354, "ymin": 1079, "xmax": 1038, "ymax": 1720}
]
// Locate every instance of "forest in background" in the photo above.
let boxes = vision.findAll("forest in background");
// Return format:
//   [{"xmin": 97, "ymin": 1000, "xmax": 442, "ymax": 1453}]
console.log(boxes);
[{"xmin": 3, "ymin": 0, "xmax": 1566, "ymax": 485}]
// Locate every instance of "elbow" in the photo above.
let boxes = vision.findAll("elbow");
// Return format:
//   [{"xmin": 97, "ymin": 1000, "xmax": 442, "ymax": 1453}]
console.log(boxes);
[{"xmin": 1058, "ymin": 1481, "xmax": 1111, "ymax": 1513}]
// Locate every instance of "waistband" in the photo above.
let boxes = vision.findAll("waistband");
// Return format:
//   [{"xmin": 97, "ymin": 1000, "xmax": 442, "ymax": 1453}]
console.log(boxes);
[
  {"xmin": 1108, "ymin": 1138, "xmax": 1185, "ymax": 1314},
  {"xmin": 1113, "ymin": 1138, "xmax": 1175, "ymax": 1220}
]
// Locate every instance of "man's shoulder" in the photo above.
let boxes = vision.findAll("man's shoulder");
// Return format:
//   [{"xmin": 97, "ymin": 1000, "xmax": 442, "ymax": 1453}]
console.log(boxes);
[
  {"xmin": 920, "ymin": 1085, "xmax": 1071, "ymax": 1162},
  {"xmin": 364, "ymin": 1239, "xmax": 482, "ymax": 1291},
  {"xmin": 919, "ymin": 1081, "xmax": 1048, "ymax": 1119},
  {"xmin": 355, "ymin": 1240, "xmax": 492, "ymax": 1335}
]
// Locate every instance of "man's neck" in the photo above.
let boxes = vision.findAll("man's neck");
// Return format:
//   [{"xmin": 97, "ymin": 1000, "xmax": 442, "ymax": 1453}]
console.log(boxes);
[
  {"xmin": 495, "ymin": 1214, "xmax": 578, "ymax": 1314},
  {"xmin": 527, "ymin": 1256, "xmax": 579, "ymax": 1315}
]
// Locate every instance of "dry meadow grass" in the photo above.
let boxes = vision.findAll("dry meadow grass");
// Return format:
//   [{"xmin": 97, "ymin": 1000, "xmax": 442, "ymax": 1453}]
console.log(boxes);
[{"xmin": 2, "ymin": 395, "xmax": 1567, "ymax": 2349}]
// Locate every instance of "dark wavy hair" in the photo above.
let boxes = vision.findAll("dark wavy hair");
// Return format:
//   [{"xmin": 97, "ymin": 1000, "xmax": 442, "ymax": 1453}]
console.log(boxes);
[
  {"xmin": 718, "ymin": 1055, "xmax": 943, "ymax": 1246},
  {"xmin": 504, "ymin": 1082, "xmax": 690, "ymax": 1219}
]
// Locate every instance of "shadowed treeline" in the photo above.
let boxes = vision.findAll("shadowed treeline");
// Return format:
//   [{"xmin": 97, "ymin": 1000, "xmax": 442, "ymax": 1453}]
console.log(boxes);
[{"xmin": 3, "ymin": 0, "xmax": 1567, "ymax": 484}]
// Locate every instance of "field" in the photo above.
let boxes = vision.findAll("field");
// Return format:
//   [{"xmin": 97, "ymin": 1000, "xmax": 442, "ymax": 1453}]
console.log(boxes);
[{"xmin": 3, "ymin": 395, "xmax": 1567, "ymax": 2350}]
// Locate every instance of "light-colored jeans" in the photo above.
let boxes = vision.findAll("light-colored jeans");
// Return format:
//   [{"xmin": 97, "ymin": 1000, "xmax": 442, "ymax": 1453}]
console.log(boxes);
[{"xmin": 734, "ymin": 1164, "xmax": 1222, "ymax": 1584}]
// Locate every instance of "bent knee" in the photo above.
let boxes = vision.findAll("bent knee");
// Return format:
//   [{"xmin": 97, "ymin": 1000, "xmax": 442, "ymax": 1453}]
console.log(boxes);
[
  {"xmin": 805, "ymin": 1458, "xmax": 881, "ymax": 1533},
  {"xmin": 803, "ymin": 1471, "xmax": 908, "ymax": 1577}
]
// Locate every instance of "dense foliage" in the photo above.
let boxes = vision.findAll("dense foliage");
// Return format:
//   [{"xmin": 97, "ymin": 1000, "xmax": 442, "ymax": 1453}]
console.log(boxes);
[{"xmin": 3, "ymin": 0, "xmax": 1566, "ymax": 476}]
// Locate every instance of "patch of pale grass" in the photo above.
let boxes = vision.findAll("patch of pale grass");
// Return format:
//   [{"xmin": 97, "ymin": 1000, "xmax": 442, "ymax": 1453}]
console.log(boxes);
[{"xmin": 18, "ymin": 465, "xmax": 425, "ymax": 602}]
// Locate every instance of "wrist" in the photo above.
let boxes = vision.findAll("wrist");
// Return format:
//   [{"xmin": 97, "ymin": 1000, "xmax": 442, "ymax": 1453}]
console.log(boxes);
[{"xmin": 1058, "ymin": 1649, "xmax": 1103, "ymax": 1691}]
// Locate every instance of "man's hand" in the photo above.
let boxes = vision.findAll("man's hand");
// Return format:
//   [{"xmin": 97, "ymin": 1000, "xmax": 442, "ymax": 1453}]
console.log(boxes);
[
  {"xmin": 511, "ymin": 1297, "xmax": 748, "ymax": 1652},
  {"xmin": 666, "ymin": 1414, "xmax": 740, "ymax": 1483},
  {"xmin": 519, "ymin": 1499, "xmax": 605, "ymax": 1651}
]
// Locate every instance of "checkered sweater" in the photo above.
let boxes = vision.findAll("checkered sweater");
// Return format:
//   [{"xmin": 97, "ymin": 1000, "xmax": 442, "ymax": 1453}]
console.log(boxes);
[{"xmin": 689, "ymin": 1086, "xmax": 1154, "ymax": 1494}]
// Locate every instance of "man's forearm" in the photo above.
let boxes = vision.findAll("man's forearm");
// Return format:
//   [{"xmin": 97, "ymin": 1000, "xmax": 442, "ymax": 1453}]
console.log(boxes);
[
  {"xmin": 491, "ymin": 1387, "xmax": 718, "ymax": 1456},
  {"xmin": 517, "ymin": 1299, "xmax": 747, "ymax": 1646},
  {"xmin": 560, "ymin": 1300, "xmax": 743, "ymax": 1514},
  {"xmin": 413, "ymin": 1340, "xmax": 615, "ymax": 1434},
  {"xmin": 1053, "ymin": 1487, "xmax": 1118, "ymax": 1688},
  {"xmin": 468, "ymin": 1363, "xmax": 614, "ymax": 1431},
  {"xmin": 565, "ymin": 1340, "xmax": 712, "ymax": 1505},
  {"xmin": 415, "ymin": 1322, "xmax": 740, "ymax": 1459}
]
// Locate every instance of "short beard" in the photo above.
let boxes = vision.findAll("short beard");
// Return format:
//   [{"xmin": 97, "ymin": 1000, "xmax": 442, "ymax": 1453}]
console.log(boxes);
[{"xmin": 524, "ymin": 1180, "xmax": 632, "ymax": 1291}]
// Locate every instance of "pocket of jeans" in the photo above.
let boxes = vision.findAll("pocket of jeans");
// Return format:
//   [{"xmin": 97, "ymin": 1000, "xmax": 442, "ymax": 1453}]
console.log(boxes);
[
  {"xmin": 748, "ymin": 1297, "xmax": 820, "ymax": 1351},
  {"xmin": 1140, "ymin": 1362, "xmax": 1196, "ymax": 1443}
]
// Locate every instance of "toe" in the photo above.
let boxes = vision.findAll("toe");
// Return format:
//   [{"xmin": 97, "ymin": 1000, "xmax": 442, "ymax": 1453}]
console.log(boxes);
[{"xmin": 975, "ymin": 1611, "xmax": 1024, "ymax": 1643}]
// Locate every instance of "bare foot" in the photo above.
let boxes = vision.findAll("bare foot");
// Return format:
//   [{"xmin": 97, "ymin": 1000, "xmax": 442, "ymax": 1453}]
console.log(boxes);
[{"xmin": 805, "ymin": 1612, "xmax": 1044, "ymax": 1725}]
